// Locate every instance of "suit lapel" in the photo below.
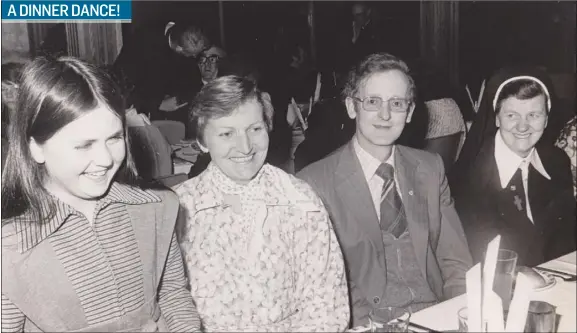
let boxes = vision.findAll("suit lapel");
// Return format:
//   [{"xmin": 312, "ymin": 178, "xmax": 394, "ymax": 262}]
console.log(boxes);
[
  {"xmin": 395, "ymin": 146, "xmax": 429, "ymax": 278},
  {"xmin": 334, "ymin": 142, "xmax": 384, "ymax": 255}
]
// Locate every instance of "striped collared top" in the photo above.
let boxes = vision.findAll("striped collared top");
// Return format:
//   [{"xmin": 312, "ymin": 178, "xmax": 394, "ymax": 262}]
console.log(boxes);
[
  {"xmin": 6, "ymin": 183, "xmax": 161, "ymax": 253},
  {"xmin": 2, "ymin": 183, "xmax": 201, "ymax": 332}
]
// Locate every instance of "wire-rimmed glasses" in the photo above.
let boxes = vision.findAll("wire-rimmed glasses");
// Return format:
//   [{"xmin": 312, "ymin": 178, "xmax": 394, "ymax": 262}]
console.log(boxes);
[{"xmin": 351, "ymin": 96, "xmax": 412, "ymax": 113}]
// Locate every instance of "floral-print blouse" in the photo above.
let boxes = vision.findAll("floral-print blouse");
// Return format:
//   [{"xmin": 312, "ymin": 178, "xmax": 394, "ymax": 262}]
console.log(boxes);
[
  {"xmin": 556, "ymin": 116, "xmax": 577, "ymax": 198},
  {"xmin": 174, "ymin": 163, "xmax": 350, "ymax": 332}
]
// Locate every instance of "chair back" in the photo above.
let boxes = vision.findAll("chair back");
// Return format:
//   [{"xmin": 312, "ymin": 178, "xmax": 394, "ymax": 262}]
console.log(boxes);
[
  {"xmin": 128, "ymin": 125, "xmax": 173, "ymax": 180},
  {"xmin": 159, "ymin": 173, "xmax": 189, "ymax": 188},
  {"xmin": 152, "ymin": 120, "xmax": 185, "ymax": 145}
]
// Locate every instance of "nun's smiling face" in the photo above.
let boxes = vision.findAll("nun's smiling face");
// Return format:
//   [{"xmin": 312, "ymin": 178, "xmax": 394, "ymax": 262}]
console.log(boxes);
[{"xmin": 496, "ymin": 94, "xmax": 548, "ymax": 158}]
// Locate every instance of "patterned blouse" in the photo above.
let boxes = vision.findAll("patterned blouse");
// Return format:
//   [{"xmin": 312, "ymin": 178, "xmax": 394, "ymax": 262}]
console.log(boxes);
[
  {"xmin": 556, "ymin": 116, "xmax": 577, "ymax": 198},
  {"xmin": 174, "ymin": 163, "xmax": 350, "ymax": 332}
]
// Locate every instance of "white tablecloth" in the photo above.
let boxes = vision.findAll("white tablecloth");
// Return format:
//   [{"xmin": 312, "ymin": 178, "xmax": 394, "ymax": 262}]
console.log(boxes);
[
  {"xmin": 349, "ymin": 252, "xmax": 577, "ymax": 332},
  {"xmin": 409, "ymin": 252, "xmax": 576, "ymax": 332},
  {"xmin": 174, "ymin": 161, "xmax": 193, "ymax": 175},
  {"xmin": 171, "ymin": 143, "xmax": 198, "ymax": 175}
]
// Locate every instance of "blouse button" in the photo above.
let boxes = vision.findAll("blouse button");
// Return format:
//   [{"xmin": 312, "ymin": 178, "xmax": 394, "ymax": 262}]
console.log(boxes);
[{"xmin": 373, "ymin": 296, "xmax": 380, "ymax": 304}]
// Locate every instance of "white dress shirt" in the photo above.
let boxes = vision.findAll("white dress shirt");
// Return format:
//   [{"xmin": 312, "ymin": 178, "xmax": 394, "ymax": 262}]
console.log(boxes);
[
  {"xmin": 353, "ymin": 137, "xmax": 401, "ymax": 221},
  {"xmin": 494, "ymin": 132, "xmax": 551, "ymax": 223}
]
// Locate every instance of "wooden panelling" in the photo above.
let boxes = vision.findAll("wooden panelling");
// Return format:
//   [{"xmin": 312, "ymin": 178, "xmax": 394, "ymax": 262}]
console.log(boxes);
[
  {"xmin": 420, "ymin": 1, "xmax": 460, "ymax": 87},
  {"xmin": 66, "ymin": 23, "xmax": 122, "ymax": 65}
]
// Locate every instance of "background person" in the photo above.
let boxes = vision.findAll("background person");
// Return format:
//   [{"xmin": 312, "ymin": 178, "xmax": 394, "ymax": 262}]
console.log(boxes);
[
  {"xmin": 114, "ymin": 21, "xmax": 210, "ymax": 123},
  {"xmin": 555, "ymin": 115, "xmax": 577, "ymax": 199},
  {"xmin": 198, "ymin": 45, "xmax": 227, "ymax": 85},
  {"xmin": 1, "ymin": 62, "xmax": 25, "ymax": 166}
]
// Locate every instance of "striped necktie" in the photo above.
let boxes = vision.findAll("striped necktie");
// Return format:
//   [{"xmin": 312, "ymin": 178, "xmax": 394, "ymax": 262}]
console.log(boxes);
[{"xmin": 375, "ymin": 163, "xmax": 407, "ymax": 238}]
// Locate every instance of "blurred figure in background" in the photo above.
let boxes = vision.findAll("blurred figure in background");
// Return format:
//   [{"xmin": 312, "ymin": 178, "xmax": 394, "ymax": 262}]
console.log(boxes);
[
  {"xmin": 335, "ymin": 2, "xmax": 381, "ymax": 79},
  {"xmin": 198, "ymin": 45, "xmax": 227, "ymax": 86},
  {"xmin": 293, "ymin": 96, "xmax": 356, "ymax": 173},
  {"xmin": 555, "ymin": 116, "xmax": 577, "ymax": 199},
  {"xmin": 114, "ymin": 21, "xmax": 210, "ymax": 123},
  {"xmin": 102, "ymin": 65, "xmax": 175, "ymax": 185},
  {"xmin": 37, "ymin": 23, "xmax": 67, "ymax": 57},
  {"xmin": 275, "ymin": 39, "xmax": 319, "ymax": 173},
  {"xmin": 1, "ymin": 62, "xmax": 25, "ymax": 166},
  {"xmin": 1, "ymin": 63, "xmax": 24, "ymax": 117}
]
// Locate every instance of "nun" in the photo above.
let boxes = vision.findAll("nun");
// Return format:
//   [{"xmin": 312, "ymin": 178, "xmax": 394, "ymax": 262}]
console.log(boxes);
[{"xmin": 450, "ymin": 66, "xmax": 575, "ymax": 267}]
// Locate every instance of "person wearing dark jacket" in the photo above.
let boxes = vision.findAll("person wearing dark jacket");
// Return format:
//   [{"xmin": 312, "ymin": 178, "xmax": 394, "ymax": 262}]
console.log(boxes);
[
  {"xmin": 451, "ymin": 66, "xmax": 576, "ymax": 267},
  {"xmin": 114, "ymin": 21, "xmax": 210, "ymax": 126},
  {"xmin": 298, "ymin": 53, "xmax": 472, "ymax": 327}
]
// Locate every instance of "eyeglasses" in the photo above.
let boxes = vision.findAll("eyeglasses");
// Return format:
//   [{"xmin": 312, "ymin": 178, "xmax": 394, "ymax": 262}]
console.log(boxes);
[
  {"xmin": 351, "ymin": 96, "xmax": 412, "ymax": 113},
  {"xmin": 198, "ymin": 55, "xmax": 220, "ymax": 65}
]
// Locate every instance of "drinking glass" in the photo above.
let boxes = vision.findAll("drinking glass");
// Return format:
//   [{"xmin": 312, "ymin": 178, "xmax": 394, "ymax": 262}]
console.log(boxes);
[
  {"xmin": 457, "ymin": 307, "xmax": 468, "ymax": 332},
  {"xmin": 493, "ymin": 249, "xmax": 518, "ymax": 311},
  {"xmin": 525, "ymin": 301, "xmax": 556, "ymax": 333},
  {"xmin": 369, "ymin": 306, "xmax": 411, "ymax": 332}
]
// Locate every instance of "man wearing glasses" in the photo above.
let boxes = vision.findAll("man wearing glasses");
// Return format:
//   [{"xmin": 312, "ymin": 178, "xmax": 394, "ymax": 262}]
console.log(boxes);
[
  {"xmin": 114, "ymin": 21, "xmax": 210, "ymax": 122},
  {"xmin": 198, "ymin": 46, "xmax": 226, "ymax": 85},
  {"xmin": 298, "ymin": 53, "xmax": 472, "ymax": 328}
]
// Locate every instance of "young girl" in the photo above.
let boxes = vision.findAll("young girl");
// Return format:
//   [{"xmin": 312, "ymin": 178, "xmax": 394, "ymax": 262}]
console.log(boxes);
[{"xmin": 1, "ymin": 56, "xmax": 201, "ymax": 332}]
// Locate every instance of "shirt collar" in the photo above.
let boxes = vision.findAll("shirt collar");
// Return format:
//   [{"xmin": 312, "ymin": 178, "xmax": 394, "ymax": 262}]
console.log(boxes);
[
  {"xmin": 104, "ymin": 182, "xmax": 162, "ymax": 206},
  {"xmin": 353, "ymin": 136, "xmax": 395, "ymax": 184},
  {"xmin": 494, "ymin": 131, "xmax": 551, "ymax": 188},
  {"xmin": 12, "ymin": 183, "xmax": 161, "ymax": 253},
  {"xmin": 205, "ymin": 162, "xmax": 267, "ymax": 196}
]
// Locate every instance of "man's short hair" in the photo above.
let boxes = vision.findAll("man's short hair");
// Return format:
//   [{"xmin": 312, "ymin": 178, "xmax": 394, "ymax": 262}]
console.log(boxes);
[
  {"xmin": 202, "ymin": 45, "xmax": 227, "ymax": 59},
  {"xmin": 342, "ymin": 53, "xmax": 416, "ymax": 101}
]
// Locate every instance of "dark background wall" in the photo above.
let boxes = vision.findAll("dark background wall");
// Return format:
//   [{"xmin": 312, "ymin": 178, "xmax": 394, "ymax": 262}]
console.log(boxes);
[
  {"xmin": 125, "ymin": 1, "xmax": 421, "ymax": 71},
  {"xmin": 13, "ymin": 1, "xmax": 572, "ymax": 87},
  {"xmin": 459, "ymin": 1, "xmax": 576, "ymax": 88},
  {"xmin": 125, "ymin": 1, "xmax": 574, "ymax": 81}
]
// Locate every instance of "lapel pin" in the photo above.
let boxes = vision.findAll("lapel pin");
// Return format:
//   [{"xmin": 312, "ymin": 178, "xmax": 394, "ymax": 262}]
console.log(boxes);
[
  {"xmin": 510, "ymin": 185, "xmax": 516, "ymax": 191},
  {"xmin": 513, "ymin": 195, "xmax": 523, "ymax": 211}
]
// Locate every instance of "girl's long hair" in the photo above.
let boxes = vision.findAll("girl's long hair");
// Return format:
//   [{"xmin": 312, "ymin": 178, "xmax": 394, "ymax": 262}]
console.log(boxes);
[{"xmin": 1, "ymin": 56, "xmax": 141, "ymax": 223}]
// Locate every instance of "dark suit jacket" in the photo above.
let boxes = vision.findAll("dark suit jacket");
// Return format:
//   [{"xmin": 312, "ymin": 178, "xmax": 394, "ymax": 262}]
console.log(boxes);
[
  {"xmin": 114, "ymin": 23, "xmax": 202, "ymax": 117},
  {"xmin": 453, "ymin": 137, "xmax": 576, "ymax": 267},
  {"xmin": 297, "ymin": 141, "xmax": 472, "ymax": 327}
]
